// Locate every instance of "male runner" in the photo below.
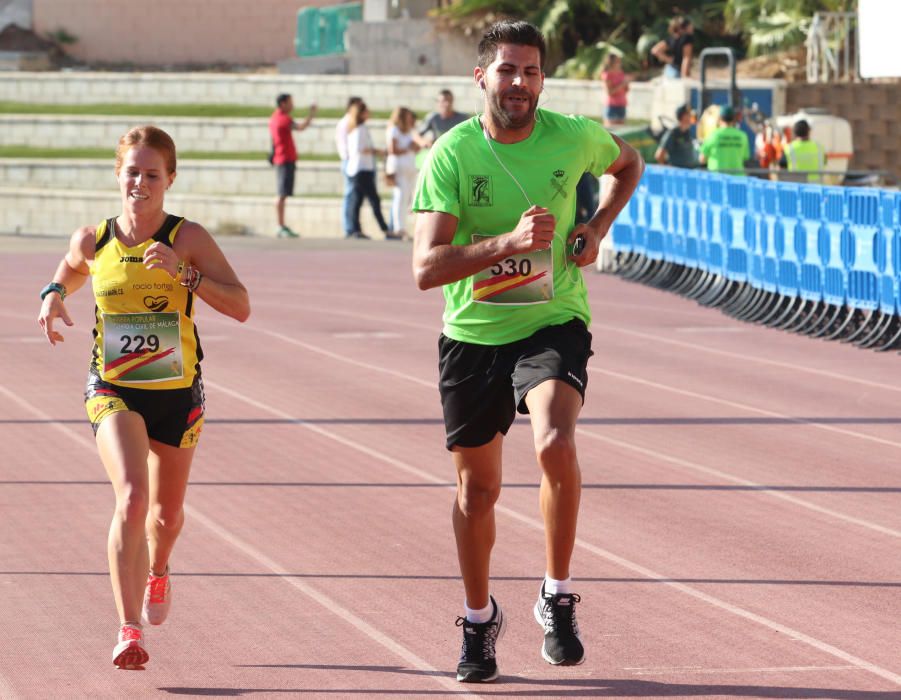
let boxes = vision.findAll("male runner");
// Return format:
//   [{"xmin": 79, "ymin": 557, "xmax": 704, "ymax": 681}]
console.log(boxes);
[{"xmin": 412, "ymin": 19, "xmax": 643, "ymax": 683}]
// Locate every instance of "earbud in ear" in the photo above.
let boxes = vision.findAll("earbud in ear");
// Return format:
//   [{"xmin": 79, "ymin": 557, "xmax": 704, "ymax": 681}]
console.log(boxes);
[{"xmin": 479, "ymin": 81, "xmax": 486, "ymax": 90}]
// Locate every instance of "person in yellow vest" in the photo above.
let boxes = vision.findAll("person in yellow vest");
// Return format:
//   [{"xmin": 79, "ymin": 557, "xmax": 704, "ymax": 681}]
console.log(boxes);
[
  {"xmin": 699, "ymin": 105, "xmax": 750, "ymax": 175},
  {"xmin": 37, "ymin": 126, "xmax": 250, "ymax": 670},
  {"xmin": 780, "ymin": 119, "xmax": 826, "ymax": 183}
]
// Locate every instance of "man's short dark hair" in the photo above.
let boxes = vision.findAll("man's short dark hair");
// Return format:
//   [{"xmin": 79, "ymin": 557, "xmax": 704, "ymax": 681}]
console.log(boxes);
[
  {"xmin": 276, "ymin": 93, "xmax": 291, "ymax": 107},
  {"xmin": 793, "ymin": 119, "xmax": 811, "ymax": 139},
  {"xmin": 676, "ymin": 104, "xmax": 691, "ymax": 120},
  {"xmin": 346, "ymin": 96, "xmax": 363, "ymax": 110},
  {"xmin": 439, "ymin": 89, "xmax": 454, "ymax": 100},
  {"xmin": 477, "ymin": 20, "xmax": 546, "ymax": 71}
]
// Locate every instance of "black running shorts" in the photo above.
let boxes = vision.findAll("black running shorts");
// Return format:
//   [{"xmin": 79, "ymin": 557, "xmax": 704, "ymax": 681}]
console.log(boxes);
[
  {"xmin": 276, "ymin": 162, "xmax": 296, "ymax": 197},
  {"xmin": 437, "ymin": 318, "xmax": 593, "ymax": 450},
  {"xmin": 84, "ymin": 369, "xmax": 205, "ymax": 448}
]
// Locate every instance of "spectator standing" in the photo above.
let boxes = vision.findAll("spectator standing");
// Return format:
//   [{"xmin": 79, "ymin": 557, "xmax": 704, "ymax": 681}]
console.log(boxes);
[
  {"xmin": 269, "ymin": 93, "xmax": 317, "ymax": 238},
  {"xmin": 651, "ymin": 16, "xmax": 694, "ymax": 79},
  {"xmin": 699, "ymin": 105, "xmax": 750, "ymax": 175},
  {"xmin": 335, "ymin": 96, "xmax": 364, "ymax": 238},
  {"xmin": 385, "ymin": 106, "xmax": 423, "ymax": 240},
  {"xmin": 419, "ymin": 89, "xmax": 469, "ymax": 146},
  {"xmin": 655, "ymin": 105, "xmax": 698, "ymax": 168},
  {"xmin": 600, "ymin": 53, "xmax": 629, "ymax": 127},
  {"xmin": 346, "ymin": 102, "xmax": 390, "ymax": 239},
  {"xmin": 780, "ymin": 119, "xmax": 826, "ymax": 183}
]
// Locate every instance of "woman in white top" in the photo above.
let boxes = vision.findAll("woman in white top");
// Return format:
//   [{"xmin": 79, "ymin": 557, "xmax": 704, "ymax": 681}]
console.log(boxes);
[
  {"xmin": 345, "ymin": 102, "xmax": 389, "ymax": 239},
  {"xmin": 385, "ymin": 107, "xmax": 424, "ymax": 240}
]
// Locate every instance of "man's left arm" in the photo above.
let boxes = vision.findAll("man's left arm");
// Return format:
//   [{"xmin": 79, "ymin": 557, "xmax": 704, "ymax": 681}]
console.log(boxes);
[
  {"xmin": 293, "ymin": 103, "xmax": 318, "ymax": 131},
  {"xmin": 569, "ymin": 134, "xmax": 644, "ymax": 266}
]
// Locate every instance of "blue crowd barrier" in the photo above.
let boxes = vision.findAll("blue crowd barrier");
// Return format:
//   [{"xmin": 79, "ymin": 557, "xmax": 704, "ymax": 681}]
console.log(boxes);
[{"xmin": 607, "ymin": 165, "xmax": 901, "ymax": 350}]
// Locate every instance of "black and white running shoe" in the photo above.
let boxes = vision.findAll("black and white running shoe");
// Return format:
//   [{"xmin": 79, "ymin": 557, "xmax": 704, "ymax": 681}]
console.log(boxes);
[
  {"xmin": 533, "ymin": 581, "xmax": 585, "ymax": 665},
  {"xmin": 455, "ymin": 596, "xmax": 506, "ymax": 682}
]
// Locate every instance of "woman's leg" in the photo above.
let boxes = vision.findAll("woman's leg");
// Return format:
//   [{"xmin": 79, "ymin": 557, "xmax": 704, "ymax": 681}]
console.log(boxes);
[
  {"xmin": 361, "ymin": 170, "xmax": 389, "ymax": 232},
  {"xmin": 146, "ymin": 440, "xmax": 196, "ymax": 576},
  {"xmin": 399, "ymin": 167, "xmax": 416, "ymax": 237},
  {"xmin": 391, "ymin": 181, "xmax": 404, "ymax": 234},
  {"xmin": 349, "ymin": 173, "xmax": 364, "ymax": 235},
  {"xmin": 96, "ymin": 411, "xmax": 151, "ymax": 625}
]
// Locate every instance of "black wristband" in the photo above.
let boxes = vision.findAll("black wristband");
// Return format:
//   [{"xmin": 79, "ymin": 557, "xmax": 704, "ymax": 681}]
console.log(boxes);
[{"xmin": 40, "ymin": 282, "xmax": 67, "ymax": 301}]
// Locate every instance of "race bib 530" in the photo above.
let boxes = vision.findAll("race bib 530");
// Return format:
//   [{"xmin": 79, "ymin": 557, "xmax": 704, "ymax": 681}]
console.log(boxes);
[{"xmin": 471, "ymin": 233, "xmax": 554, "ymax": 305}]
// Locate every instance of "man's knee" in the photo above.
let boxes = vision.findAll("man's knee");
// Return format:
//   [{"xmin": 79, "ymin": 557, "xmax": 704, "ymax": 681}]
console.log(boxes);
[
  {"xmin": 534, "ymin": 428, "xmax": 578, "ymax": 476},
  {"xmin": 457, "ymin": 477, "xmax": 501, "ymax": 518}
]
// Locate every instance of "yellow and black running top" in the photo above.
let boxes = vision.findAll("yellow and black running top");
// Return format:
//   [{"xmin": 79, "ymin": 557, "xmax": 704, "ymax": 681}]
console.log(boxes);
[{"xmin": 88, "ymin": 215, "xmax": 203, "ymax": 390}]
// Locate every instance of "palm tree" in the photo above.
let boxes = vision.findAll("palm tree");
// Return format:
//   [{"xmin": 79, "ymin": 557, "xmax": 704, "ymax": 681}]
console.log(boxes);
[{"xmin": 704, "ymin": 0, "xmax": 855, "ymax": 56}]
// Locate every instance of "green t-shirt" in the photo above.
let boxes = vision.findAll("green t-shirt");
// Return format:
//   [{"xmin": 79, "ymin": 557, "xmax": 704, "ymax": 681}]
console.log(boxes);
[
  {"xmin": 412, "ymin": 110, "xmax": 620, "ymax": 346},
  {"xmin": 700, "ymin": 125, "xmax": 750, "ymax": 174}
]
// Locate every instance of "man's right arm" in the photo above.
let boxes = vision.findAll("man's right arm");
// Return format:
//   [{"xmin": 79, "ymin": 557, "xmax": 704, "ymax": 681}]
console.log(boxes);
[
  {"xmin": 412, "ymin": 207, "xmax": 556, "ymax": 291},
  {"xmin": 655, "ymin": 130, "xmax": 671, "ymax": 164},
  {"xmin": 419, "ymin": 113, "xmax": 436, "ymax": 138}
]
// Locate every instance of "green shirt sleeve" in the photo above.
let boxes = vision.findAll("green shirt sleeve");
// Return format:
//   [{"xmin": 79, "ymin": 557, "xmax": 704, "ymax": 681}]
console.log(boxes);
[
  {"xmin": 583, "ymin": 118, "xmax": 621, "ymax": 177},
  {"xmin": 412, "ymin": 137, "xmax": 461, "ymax": 218}
]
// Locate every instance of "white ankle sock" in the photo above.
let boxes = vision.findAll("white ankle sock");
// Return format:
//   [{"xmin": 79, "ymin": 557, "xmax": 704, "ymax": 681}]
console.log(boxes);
[
  {"xmin": 465, "ymin": 599, "xmax": 494, "ymax": 623},
  {"xmin": 544, "ymin": 574, "xmax": 572, "ymax": 595}
]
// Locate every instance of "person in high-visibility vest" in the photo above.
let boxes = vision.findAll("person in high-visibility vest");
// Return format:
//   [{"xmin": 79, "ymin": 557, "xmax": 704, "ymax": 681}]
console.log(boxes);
[{"xmin": 780, "ymin": 119, "xmax": 826, "ymax": 182}]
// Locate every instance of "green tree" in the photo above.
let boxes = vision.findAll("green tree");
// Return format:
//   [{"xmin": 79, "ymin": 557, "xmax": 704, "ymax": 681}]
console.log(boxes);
[{"xmin": 703, "ymin": 0, "xmax": 856, "ymax": 56}]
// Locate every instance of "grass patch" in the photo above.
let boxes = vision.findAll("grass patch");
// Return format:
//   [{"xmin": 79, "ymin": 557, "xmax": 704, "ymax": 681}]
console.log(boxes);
[
  {"xmin": 0, "ymin": 145, "xmax": 340, "ymax": 161},
  {"xmin": 0, "ymin": 101, "xmax": 391, "ymax": 120}
]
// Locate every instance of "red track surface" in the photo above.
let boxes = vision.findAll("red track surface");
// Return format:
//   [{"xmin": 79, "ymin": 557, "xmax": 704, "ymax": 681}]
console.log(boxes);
[{"xmin": 1, "ymin": 237, "xmax": 899, "ymax": 698}]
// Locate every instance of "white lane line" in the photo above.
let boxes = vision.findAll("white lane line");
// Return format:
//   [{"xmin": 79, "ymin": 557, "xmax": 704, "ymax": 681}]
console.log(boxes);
[
  {"xmin": 235, "ymin": 285, "xmax": 900, "ymax": 395},
  {"xmin": 202, "ymin": 379, "xmax": 901, "ymax": 687},
  {"xmin": 207, "ymin": 318, "xmax": 901, "ymax": 540},
  {"xmin": 187, "ymin": 509, "xmax": 466, "ymax": 695},
  {"xmin": 575, "ymin": 429, "xmax": 901, "ymax": 539},
  {"xmin": 593, "ymin": 321, "xmax": 901, "ymax": 395},
  {"xmin": 0, "ymin": 384, "xmax": 473, "ymax": 698},
  {"xmin": 626, "ymin": 664, "xmax": 858, "ymax": 676},
  {"xmin": 210, "ymin": 309, "xmax": 901, "ymax": 453},
  {"xmin": 591, "ymin": 366, "xmax": 901, "ymax": 451},
  {"xmin": 244, "ymin": 327, "xmax": 435, "ymax": 389},
  {"xmin": 0, "ymin": 670, "xmax": 19, "ymax": 700}
]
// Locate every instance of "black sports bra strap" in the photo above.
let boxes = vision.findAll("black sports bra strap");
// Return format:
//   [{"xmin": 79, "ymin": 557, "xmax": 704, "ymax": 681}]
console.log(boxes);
[
  {"xmin": 95, "ymin": 217, "xmax": 115, "ymax": 252},
  {"xmin": 153, "ymin": 214, "xmax": 185, "ymax": 246}
]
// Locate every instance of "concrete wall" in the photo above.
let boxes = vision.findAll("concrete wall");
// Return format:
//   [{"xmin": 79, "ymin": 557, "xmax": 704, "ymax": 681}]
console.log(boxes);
[
  {"xmin": 0, "ymin": 71, "xmax": 656, "ymax": 119},
  {"xmin": 786, "ymin": 82, "xmax": 901, "ymax": 180},
  {"xmin": 0, "ymin": 0, "xmax": 31, "ymax": 31},
  {"xmin": 347, "ymin": 19, "xmax": 474, "ymax": 76},
  {"xmin": 0, "ymin": 158, "xmax": 344, "ymax": 196},
  {"xmin": 0, "ymin": 114, "xmax": 388, "ymax": 156},
  {"xmin": 31, "ymin": 0, "xmax": 340, "ymax": 65},
  {"xmin": 0, "ymin": 187, "xmax": 383, "ymax": 237}
]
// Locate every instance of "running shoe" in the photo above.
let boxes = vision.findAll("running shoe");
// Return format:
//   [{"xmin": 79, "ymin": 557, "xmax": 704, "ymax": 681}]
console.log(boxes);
[
  {"xmin": 142, "ymin": 567, "xmax": 171, "ymax": 626},
  {"xmin": 455, "ymin": 597, "xmax": 505, "ymax": 683},
  {"xmin": 112, "ymin": 623, "xmax": 149, "ymax": 669},
  {"xmin": 533, "ymin": 581, "xmax": 585, "ymax": 665},
  {"xmin": 277, "ymin": 226, "xmax": 299, "ymax": 238}
]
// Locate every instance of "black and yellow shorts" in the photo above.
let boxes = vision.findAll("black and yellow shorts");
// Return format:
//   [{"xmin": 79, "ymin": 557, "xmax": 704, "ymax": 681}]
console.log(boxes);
[{"xmin": 84, "ymin": 369, "xmax": 205, "ymax": 448}]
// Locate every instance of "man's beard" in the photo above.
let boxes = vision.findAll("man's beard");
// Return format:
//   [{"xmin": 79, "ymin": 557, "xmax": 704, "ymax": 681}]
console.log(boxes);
[{"xmin": 487, "ymin": 88, "xmax": 537, "ymax": 130}]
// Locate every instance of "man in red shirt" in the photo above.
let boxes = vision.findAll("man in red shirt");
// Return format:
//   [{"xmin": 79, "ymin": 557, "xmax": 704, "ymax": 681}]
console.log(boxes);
[{"xmin": 269, "ymin": 93, "xmax": 317, "ymax": 237}]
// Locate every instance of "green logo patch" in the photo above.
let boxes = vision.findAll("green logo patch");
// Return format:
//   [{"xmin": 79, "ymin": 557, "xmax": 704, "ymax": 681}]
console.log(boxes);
[{"xmin": 469, "ymin": 175, "xmax": 493, "ymax": 207}]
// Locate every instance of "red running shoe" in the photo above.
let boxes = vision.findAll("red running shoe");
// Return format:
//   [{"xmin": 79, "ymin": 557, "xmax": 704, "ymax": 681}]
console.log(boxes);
[{"xmin": 112, "ymin": 623, "xmax": 149, "ymax": 669}]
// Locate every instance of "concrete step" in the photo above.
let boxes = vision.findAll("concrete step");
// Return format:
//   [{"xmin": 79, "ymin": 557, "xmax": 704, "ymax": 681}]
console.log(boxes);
[
  {"xmin": 0, "ymin": 72, "xmax": 616, "ymax": 119},
  {"xmin": 1, "ymin": 158, "xmax": 346, "ymax": 197},
  {"xmin": 0, "ymin": 114, "xmax": 388, "ymax": 156},
  {"xmin": 0, "ymin": 187, "xmax": 398, "ymax": 239}
]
